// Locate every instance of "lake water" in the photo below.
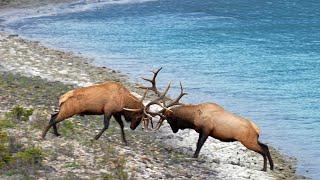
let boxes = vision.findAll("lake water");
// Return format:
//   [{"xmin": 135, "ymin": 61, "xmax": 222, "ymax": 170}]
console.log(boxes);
[{"xmin": 3, "ymin": 0, "xmax": 320, "ymax": 178}]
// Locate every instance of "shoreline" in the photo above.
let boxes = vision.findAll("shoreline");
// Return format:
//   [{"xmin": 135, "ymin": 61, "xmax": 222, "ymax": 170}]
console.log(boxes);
[{"xmin": 0, "ymin": 1, "xmax": 305, "ymax": 179}]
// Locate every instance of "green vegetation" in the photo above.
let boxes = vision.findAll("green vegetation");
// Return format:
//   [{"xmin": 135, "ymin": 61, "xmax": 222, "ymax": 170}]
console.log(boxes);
[
  {"xmin": 5, "ymin": 105, "xmax": 33, "ymax": 121},
  {"xmin": 114, "ymin": 156, "xmax": 128, "ymax": 180},
  {"xmin": 60, "ymin": 120, "xmax": 76, "ymax": 137},
  {"xmin": 0, "ymin": 129, "xmax": 44, "ymax": 176},
  {"xmin": 0, "ymin": 108, "xmax": 44, "ymax": 176},
  {"xmin": 0, "ymin": 131, "xmax": 11, "ymax": 168},
  {"xmin": 15, "ymin": 147, "xmax": 43, "ymax": 165},
  {"xmin": 95, "ymin": 142, "xmax": 128, "ymax": 180},
  {"xmin": 101, "ymin": 156, "xmax": 128, "ymax": 180},
  {"xmin": 103, "ymin": 173, "xmax": 116, "ymax": 180},
  {"xmin": 0, "ymin": 118, "xmax": 15, "ymax": 129},
  {"xmin": 64, "ymin": 162, "xmax": 81, "ymax": 169},
  {"xmin": 0, "ymin": 71, "xmax": 74, "ymax": 110}
]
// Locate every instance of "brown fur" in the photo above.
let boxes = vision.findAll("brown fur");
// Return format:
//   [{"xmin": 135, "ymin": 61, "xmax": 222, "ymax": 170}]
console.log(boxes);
[
  {"xmin": 163, "ymin": 103, "xmax": 274, "ymax": 171},
  {"xmin": 42, "ymin": 81, "xmax": 145, "ymax": 144}
]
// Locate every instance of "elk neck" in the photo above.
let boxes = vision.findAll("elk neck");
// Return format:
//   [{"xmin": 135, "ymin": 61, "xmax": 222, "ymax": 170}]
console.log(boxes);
[
  {"xmin": 124, "ymin": 93, "xmax": 144, "ymax": 109},
  {"xmin": 166, "ymin": 106, "xmax": 196, "ymax": 131}
]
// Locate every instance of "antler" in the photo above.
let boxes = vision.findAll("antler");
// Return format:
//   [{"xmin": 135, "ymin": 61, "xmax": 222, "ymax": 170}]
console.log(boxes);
[
  {"xmin": 164, "ymin": 82, "xmax": 187, "ymax": 108},
  {"xmin": 136, "ymin": 67, "xmax": 162, "ymax": 96},
  {"xmin": 123, "ymin": 90, "xmax": 155, "ymax": 130},
  {"xmin": 123, "ymin": 90, "xmax": 148, "ymax": 112},
  {"xmin": 136, "ymin": 67, "xmax": 171, "ymax": 101},
  {"xmin": 144, "ymin": 82, "xmax": 187, "ymax": 130},
  {"xmin": 153, "ymin": 82, "xmax": 187, "ymax": 130},
  {"xmin": 136, "ymin": 67, "xmax": 187, "ymax": 130},
  {"xmin": 143, "ymin": 82, "xmax": 171, "ymax": 118}
]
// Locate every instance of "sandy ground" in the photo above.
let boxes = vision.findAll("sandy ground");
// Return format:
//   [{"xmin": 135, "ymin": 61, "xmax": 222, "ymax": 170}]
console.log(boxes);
[{"xmin": 0, "ymin": 0, "xmax": 306, "ymax": 179}]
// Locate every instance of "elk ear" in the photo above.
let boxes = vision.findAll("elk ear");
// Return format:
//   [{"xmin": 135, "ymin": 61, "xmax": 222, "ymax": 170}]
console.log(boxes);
[{"xmin": 123, "ymin": 108, "xmax": 142, "ymax": 112}]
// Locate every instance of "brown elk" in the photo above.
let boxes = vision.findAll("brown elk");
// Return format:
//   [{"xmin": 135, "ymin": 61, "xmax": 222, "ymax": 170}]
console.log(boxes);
[
  {"xmin": 41, "ymin": 81, "xmax": 152, "ymax": 145},
  {"xmin": 139, "ymin": 68, "xmax": 274, "ymax": 171}
]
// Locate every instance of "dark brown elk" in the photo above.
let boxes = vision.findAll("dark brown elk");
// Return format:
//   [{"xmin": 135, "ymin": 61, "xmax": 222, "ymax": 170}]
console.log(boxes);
[
  {"xmin": 41, "ymin": 81, "xmax": 151, "ymax": 145},
  {"xmin": 140, "ymin": 69, "xmax": 274, "ymax": 171}
]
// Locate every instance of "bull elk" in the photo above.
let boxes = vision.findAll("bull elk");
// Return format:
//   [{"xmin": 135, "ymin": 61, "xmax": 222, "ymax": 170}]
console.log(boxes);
[
  {"xmin": 41, "ymin": 81, "xmax": 152, "ymax": 145},
  {"xmin": 140, "ymin": 68, "xmax": 274, "ymax": 171}
]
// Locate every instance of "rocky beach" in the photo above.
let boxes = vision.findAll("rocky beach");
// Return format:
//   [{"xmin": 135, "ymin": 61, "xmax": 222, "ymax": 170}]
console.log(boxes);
[{"xmin": 0, "ymin": 0, "xmax": 305, "ymax": 179}]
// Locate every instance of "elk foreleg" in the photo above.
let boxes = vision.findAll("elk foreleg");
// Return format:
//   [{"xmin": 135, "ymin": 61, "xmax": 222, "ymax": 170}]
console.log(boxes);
[
  {"xmin": 193, "ymin": 131, "xmax": 208, "ymax": 158},
  {"xmin": 114, "ymin": 113, "xmax": 128, "ymax": 146},
  {"xmin": 94, "ymin": 113, "xmax": 111, "ymax": 140}
]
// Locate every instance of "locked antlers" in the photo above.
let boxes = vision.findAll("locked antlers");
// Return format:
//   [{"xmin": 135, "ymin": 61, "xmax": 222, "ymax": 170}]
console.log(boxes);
[
  {"xmin": 145, "ymin": 82, "xmax": 187, "ymax": 130},
  {"xmin": 137, "ymin": 67, "xmax": 187, "ymax": 130}
]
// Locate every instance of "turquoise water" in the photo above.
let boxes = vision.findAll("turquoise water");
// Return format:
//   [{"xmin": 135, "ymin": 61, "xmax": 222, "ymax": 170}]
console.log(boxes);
[{"xmin": 4, "ymin": 0, "xmax": 320, "ymax": 178}]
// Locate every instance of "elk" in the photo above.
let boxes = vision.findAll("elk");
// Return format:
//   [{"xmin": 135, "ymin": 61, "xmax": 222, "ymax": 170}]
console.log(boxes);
[
  {"xmin": 139, "ymin": 68, "xmax": 274, "ymax": 171},
  {"xmin": 41, "ymin": 81, "xmax": 152, "ymax": 145}
]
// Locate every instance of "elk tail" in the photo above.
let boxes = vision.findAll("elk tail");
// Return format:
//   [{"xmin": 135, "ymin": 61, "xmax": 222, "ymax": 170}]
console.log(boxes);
[{"xmin": 250, "ymin": 121, "xmax": 260, "ymax": 135}]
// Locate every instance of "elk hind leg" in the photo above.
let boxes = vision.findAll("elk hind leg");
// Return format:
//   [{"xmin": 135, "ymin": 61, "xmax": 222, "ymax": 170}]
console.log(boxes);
[
  {"xmin": 241, "ymin": 140, "xmax": 268, "ymax": 171},
  {"xmin": 258, "ymin": 141, "xmax": 274, "ymax": 170},
  {"xmin": 41, "ymin": 112, "xmax": 59, "ymax": 139},
  {"xmin": 51, "ymin": 112, "xmax": 61, "ymax": 136},
  {"xmin": 42, "ymin": 111, "xmax": 64, "ymax": 139}
]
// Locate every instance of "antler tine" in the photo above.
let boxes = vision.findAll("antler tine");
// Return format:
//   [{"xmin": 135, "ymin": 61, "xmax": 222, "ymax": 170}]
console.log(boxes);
[
  {"xmin": 160, "ymin": 82, "xmax": 171, "ymax": 98},
  {"xmin": 139, "ymin": 89, "xmax": 148, "ymax": 103},
  {"xmin": 136, "ymin": 67, "xmax": 163, "ymax": 97},
  {"xmin": 141, "ymin": 82, "xmax": 171, "ymax": 129},
  {"xmin": 165, "ymin": 81, "xmax": 187, "ymax": 108},
  {"xmin": 144, "ymin": 82, "xmax": 171, "ymax": 112},
  {"xmin": 151, "ymin": 67, "xmax": 162, "ymax": 81},
  {"xmin": 155, "ymin": 117, "xmax": 166, "ymax": 130},
  {"xmin": 143, "ymin": 82, "xmax": 187, "ymax": 130}
]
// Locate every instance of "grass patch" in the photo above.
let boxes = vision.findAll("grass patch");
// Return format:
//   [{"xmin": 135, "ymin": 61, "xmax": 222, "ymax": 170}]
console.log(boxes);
[
  {"xmin": 113, "ymin": 156, "xmax": 128, "ymax": 180},
  {"xmin": 15, "ymin": 147, "xmax": 43, "ymax": 165},
  {"xmin": 0, "ymin": 118, "xmax": 15, "ymax": 129},
  {"xmin": 60, "ymin": 120, "xmax": 76, "ymax": 137},
  {"xmin": 0, "ymin": 131, "xmax": 11, "ymax": 168},
  {"xmin": 5, "ymin": 105, "xmax": 33, "ymax": 122},
  {"xmin": 64, "ymin": 162, "xmax": 80, "ymax": 169},
  {"xmin": 0, "ymin": 130, "xmax": 44, "ymax": 176},
  {"xmin": 0, "ymin": 71, "xmax": 74, "ymax": 110},
  {"xmin": 103, "ymin": 173, "xmax": 116, "ymax": 180},
  {"xmin": 94, "ymin": 142, "xmax": 128, "ymax": 180}
]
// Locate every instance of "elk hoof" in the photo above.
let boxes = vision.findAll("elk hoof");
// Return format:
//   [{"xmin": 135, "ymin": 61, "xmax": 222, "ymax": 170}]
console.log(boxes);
[
  {"xmin": 261, "ymin": 168, "xmax": 267, "ymax": 171},
  {"xmin": 93, "ymin": 135, "xmax": 100, "ymax": 140}
]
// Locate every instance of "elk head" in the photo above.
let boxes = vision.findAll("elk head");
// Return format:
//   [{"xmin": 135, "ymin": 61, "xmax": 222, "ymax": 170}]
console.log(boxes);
[
  {"xmin": 123, "ymin": 90, "xmax": 151, "ymax": 130},
  {"xmin": 122, "ymin": 67, "xmax": 170, "ymax": 130},
  {"xmin": 144, "ymin": 81, "xmax": 187, "ymax": 131},
  {"xmin": 137, "ymin": 67, "xmax": 187, "ymax": 130}
]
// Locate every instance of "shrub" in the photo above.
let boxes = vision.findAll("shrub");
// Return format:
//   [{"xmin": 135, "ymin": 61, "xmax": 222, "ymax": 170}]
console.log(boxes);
[
  {"xmin": 60, "ymin": 120, "xmax": 75, "ymax": 137},
  {"xmin": 0, "ymin": 119, "xmax": 15, "ymax": 129},
  {"xmin": 5, "ymin": 105, "xmax": 33, "ymax": 122},
  {"xmin": 114, "ymin": 156, "xmax": 128, "ymax": 180},
  {"xmin": 0, "ymin": 131, "xmax": 44, "ymax": 176},
  {"xmin": 0, "ymin": 131, "xmax": 11, "ymax": 168},
  {"xmin": 15, "ymin": 147, "xmax": 43, "ymax": 166}
]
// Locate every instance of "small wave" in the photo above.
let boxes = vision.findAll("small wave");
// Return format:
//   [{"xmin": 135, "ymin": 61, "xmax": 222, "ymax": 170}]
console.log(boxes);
[{"xmin": 0, "ymin": 0, "xmax": 156, "ymax": 25}]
